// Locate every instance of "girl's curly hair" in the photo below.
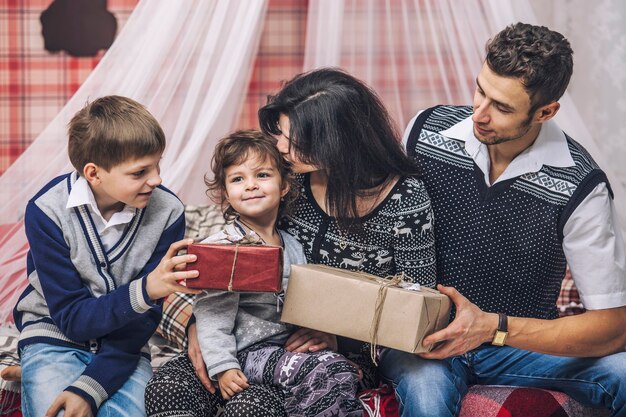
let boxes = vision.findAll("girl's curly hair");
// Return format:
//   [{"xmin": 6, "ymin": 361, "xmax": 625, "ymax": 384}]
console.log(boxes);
[{"xmin": 205, "ymin": 129, "xmax": 298, "ymax": 222}]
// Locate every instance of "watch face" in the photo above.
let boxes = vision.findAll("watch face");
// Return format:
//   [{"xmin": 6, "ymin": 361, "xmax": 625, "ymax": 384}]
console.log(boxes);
[{"xmin": 492, "ymin": 331, "xmax": 508, "ymax": 346}]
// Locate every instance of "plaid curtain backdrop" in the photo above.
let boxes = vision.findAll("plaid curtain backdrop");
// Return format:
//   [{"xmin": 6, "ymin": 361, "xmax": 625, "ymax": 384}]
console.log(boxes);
[
  {"xmin": 0, "ymin": 0, "xmax": 625, "ymax": 324},
  {"xmin": 0, "ymin": 0, "xmax": 309, "ymax": 323},
  {"xmin": 0, "ymin": 0, "xmax": 137, "ymax": 175},
  {"xmin": 0, "ymin": 0, "xmax": 308, "ymax": 176}
]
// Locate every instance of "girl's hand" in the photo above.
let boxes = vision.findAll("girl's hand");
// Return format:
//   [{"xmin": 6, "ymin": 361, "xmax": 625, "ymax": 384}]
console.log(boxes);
[
  {"xmin": 217, "ymin": 369, "xmax": 249, "ymax": 400},
  {"xmin": 145, "ymin": 239, "xmax": 201, "ymax": 300},
  {"xmin": 285, "ymin": 328, "xmax": 338, "ymax": 353}
]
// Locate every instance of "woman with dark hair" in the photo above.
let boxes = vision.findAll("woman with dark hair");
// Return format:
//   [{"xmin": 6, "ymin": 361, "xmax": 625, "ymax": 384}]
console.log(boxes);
[
  {"xmin": 257, "ymin": 68, "xmax": 437, "ymax": 385},
  {"xmin": 259, "ymin": 68, "xmax": 435, "ymax": 283},
  {"xmin": 260, "ymin": 68, "xmax": 422, "ymax": 227},
  {"xmin": 162, "ymin": 68, "xmax": 437, "ymax": 415}
]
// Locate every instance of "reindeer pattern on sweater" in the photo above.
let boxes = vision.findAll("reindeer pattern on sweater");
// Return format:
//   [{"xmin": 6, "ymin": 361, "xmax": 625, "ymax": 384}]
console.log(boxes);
[{"xmin": 280, "ymin": 174, "xmax": 437, "ymax": 287}]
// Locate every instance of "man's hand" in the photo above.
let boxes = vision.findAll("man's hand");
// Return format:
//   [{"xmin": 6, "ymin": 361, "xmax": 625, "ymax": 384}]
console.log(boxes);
[
  {"xmin": 146, "ymin": 239, "xmax": 201, "ymax": 300},
  {"xmin": 187, "ymin": 322, "xmax": 216, "ymax": 394},
  {"xmin": 45, "ymin": 391, "xmax": 93, "ymax": 417},
  {"xmin": 418, "ymin": 284, "xmax": 498, "ymax": 360},
  {"xmin": 285, "ymin": 328, "xmax": 338, "ymax": 353},
  {"xmin": 0, "ymin": 365, "xmax": 21, "ymax": 382},
  {"xmin": 217, "ymin": 369, "xmax": 249, "ymax": 400}
]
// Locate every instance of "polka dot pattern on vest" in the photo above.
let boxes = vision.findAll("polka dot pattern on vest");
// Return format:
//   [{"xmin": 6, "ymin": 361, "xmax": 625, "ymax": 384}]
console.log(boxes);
[{"xmin": 406, "ymin": 105, "xmax": 607, "ymax": 319}]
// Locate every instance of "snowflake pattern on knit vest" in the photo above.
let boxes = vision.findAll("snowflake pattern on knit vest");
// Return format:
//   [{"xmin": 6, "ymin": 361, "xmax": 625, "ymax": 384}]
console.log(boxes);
[{"xmin": 407, "ymin": 105, "xmax": 611, "ymax": 319}]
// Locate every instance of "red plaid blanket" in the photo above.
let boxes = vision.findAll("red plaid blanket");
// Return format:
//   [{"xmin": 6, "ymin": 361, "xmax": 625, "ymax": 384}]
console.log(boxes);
[{"xmin": 360, "ymin": 385, "xmax": 609, "ymax": 417}]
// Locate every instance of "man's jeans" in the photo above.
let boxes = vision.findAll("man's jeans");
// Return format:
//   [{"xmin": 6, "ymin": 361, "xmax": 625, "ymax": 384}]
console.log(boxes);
[
  {"xmin": 379, "ymin": 345, "xmax": 626, "ymax": 417},
  {"xmin": 21, "ymin": 343, "xmax": 152, "ymax": 417}
]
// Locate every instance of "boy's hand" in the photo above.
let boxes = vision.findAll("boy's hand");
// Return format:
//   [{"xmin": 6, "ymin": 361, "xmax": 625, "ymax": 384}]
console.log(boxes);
[
  {"xmin": 146, "ymin": 239, "xmax": 201, "ymax": 300},
  {"xmin": 46, "ymin": 391, "xmax": 93, "ymax": 417},
  {"xmin": 285, "ymin": 328, "xmax": 338, "ymax": 353},
  {"xmin": 217, "ymin": 369, "xmax": 249, "ymax": 400}
]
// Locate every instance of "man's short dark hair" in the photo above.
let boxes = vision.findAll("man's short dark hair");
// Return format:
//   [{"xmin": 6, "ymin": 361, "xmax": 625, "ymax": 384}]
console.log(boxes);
[{"xmin": 485, "ymin": 22, "xmax": 573, "ymax": 114}]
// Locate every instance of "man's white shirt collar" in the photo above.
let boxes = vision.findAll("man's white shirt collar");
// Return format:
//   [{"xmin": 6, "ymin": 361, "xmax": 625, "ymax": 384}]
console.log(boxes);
[
  {"xmin": 440, "ymin": 116, "xmax": 575, "ymax": 185},
  {"xmin": 66, "ymin": 175, "xmax": 135, "ymax": 230}
]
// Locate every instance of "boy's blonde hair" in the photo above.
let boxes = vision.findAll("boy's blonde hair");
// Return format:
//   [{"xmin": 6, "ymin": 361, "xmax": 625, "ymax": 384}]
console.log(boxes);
[
  {"xmin": 205, "ymin": 129, "xmax": 297, "ymax": 221},
  {"xmin": 68, "ymin": 95, "xmax": 165, "ymax": 173}
]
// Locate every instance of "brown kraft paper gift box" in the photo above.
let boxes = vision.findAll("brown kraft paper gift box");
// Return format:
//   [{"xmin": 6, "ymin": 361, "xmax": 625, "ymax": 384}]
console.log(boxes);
[
  {"xmin": 281, "ymin": 264, "xmax": 451, "ymax": 353},
  {"xmin": 185, "ymin": 243, "xmax": 283, "ymax": 292}
]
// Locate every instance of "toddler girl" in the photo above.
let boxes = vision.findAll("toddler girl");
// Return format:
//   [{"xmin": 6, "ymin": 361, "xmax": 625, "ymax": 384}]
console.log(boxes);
[{"xmin": 145, "ymin": 130, "xmax": 362, "ymax": 417}]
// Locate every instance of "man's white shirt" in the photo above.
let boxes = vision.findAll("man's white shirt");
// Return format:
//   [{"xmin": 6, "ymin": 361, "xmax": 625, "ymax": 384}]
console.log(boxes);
[{"xmin": 403, "ymin": 111, "xmax": 626, "ymax": 310}]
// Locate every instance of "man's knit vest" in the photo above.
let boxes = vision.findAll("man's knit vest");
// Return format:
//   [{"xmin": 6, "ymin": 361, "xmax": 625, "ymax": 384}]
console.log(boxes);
[{"xmin": 407, "ymin": 105, "xmax": 611, "ymax": 319}]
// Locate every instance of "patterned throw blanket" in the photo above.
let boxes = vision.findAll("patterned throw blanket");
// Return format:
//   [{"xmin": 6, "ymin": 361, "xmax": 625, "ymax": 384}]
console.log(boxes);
[
  {"xmin": 0, "ymin": 326, "xmax": 20, "ymax": 416},
  {"xmin": 0, "ymin": 325, "xmax": 178, "ymax": 416},
  {"xmin": 0, "ymin": 206, "xmax": 608, "ymax": 417}
]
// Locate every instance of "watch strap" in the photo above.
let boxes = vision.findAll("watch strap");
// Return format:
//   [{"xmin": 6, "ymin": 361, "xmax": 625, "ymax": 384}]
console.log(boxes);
[
  {"xmin": 497, "ymin": 312, "xmax": 508, "ymax": 332},
  {"xmin": 492, "ymin": 313, "xmax": 509, "ymax": 346}
]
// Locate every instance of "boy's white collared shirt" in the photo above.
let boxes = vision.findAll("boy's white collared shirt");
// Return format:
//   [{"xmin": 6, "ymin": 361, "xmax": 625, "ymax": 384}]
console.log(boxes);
[{"xmin": 66, "ymin": 175, "xmax": 136, "ymax": 251}]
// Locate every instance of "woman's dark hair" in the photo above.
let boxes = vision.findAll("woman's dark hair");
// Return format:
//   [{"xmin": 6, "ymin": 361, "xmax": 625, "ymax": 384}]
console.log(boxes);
[
  {"xmin": 205, "ymin": 129, "xmax": 298, "ymax": 222},
  {"xmin": 258, "ymin": 68, "xmax": 420, "ymax": 225}
]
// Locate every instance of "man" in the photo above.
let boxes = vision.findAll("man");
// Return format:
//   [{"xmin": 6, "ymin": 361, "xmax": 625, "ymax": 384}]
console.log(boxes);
[{"xmin": 379, "ymin": 22, "xmax": 626, "ymax": 417}]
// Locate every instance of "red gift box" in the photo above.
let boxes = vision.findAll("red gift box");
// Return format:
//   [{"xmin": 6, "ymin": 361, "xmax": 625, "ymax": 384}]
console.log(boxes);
[{"xmin": 185, "ymin": 243, "xmax": 283, "ymax": 292}]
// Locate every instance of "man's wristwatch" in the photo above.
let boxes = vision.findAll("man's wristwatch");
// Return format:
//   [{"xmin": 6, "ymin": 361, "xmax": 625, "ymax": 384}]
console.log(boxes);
[{"xmin": 491, "ymin": 313, "xmax": 508, "ymax": 346}]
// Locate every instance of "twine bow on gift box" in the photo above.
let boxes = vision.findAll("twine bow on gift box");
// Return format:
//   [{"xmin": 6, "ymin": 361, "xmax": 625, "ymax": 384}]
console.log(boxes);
[
  {"xmin": 368, "ymin": 272, "xmax": 407, "ymax": 365},
  {"xmin": 223, "ymin": 230, "xmax": 264, "ymax": 292},
  {"xmin": 367, "ymin": 274, "xmax": 444, "ymax": 364},
  {"xmin": 227, "ymin": 244, "xmax": 241, "ymax": 292}
]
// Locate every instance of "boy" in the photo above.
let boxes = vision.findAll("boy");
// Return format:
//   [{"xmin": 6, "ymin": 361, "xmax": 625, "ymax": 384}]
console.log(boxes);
[{"xmin": 13, "ymin": 96, "xmax": 200, "ymax": 417}]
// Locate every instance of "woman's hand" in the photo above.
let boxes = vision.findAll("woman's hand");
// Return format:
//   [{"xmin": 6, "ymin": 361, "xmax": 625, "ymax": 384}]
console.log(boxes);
[
  {"xmin": 284, "ymin": 328, "xmax": 338, "ymax": 353},
  {"xmin": 187, "ymin": 322, "xmax": 216, "ymax": 394}
]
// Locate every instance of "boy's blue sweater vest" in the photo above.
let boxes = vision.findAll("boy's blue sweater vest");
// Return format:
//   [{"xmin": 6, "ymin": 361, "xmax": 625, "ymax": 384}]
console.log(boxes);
[
  {"xmin": 407, "ymin": 106, "xmax": 611, "ymax": 319},
  {"xmin": 14, "ymin": 172, "xmax": 185, "ymax": 413}
]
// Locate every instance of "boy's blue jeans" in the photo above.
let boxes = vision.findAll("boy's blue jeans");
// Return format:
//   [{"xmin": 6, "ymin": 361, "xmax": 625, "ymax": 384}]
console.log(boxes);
[
  {"xmin": 20, "ymin": 343, "xmax": 152, "ymax": 417},
  {"xmin": 379, "ymin": 345, "xmax": 626, "ymax": 417}
]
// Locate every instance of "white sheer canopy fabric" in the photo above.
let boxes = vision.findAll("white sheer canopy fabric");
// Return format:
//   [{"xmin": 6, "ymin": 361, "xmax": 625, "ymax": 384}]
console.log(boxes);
[
  {"xmin": 303, "ymin": 0, "xmax": 626, "ymax": 231},
  {"xmin": 529, "ymin": 0, "xmax": 626, "ymax": 190},
  {"xmin": 0, "ymin": 0, "xmax": 624, "ymax": 324},
  {"xmin": 0, "ymin": 0, "xmax": 268, "ymax": 323}
]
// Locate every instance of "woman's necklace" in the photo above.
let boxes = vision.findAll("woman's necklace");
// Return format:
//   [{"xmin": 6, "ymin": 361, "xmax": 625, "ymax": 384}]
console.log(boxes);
[
  {"xmin": 337, "ymin": 221, "xmax": 349, "ymax": 250},
  {"xmin": 333, "ymin": 178, "xmax": 394, "ymax": 251}
]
